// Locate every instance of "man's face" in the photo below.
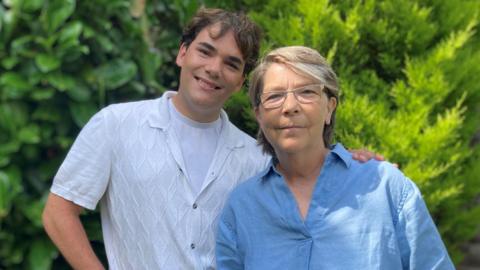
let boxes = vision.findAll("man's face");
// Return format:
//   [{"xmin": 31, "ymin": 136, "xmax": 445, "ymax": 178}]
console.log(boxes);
[{"xmin": 174, "ymin": 23, "xmax": 246, "ymax": 122}]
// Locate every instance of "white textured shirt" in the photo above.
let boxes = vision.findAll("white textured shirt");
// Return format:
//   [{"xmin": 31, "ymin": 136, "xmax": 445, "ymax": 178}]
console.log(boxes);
[{"xmin": 51, "ymin": 91, "xmax": 270, "ymax": 270}]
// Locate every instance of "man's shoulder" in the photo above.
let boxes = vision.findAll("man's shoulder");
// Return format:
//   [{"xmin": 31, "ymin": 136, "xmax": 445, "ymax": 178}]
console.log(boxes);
[
  {"xmin": 225, "ymin": 121, "xmax": 253, "ymax": 139},
  {"xmin": 224, "ymin": 123, "xmax": 270, "ymax": 166},
  {"xmin": 223, "ymin": 121, "xmax": 262, "ymax": 150},
  {"xmin": 97, "ymin": 97, "xmax": 164, "ymax": 127},
  {"xmin": 103, "ymin": 98, "xmax": 160, "ymax": 115}
]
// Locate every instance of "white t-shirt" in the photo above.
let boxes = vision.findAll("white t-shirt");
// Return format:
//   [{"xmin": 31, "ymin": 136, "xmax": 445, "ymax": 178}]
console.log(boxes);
[{"xmin": 168, "ymin": 99, "xmax": 222, "ymax": 195}]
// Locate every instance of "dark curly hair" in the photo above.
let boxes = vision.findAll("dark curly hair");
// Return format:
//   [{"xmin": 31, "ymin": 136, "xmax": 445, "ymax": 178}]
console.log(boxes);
[{"xmin": 180, "ymin": 8, "xmax": 262, "ymax": 75}]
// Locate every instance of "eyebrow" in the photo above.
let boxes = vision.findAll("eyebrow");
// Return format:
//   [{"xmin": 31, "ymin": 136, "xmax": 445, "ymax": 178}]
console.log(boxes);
[
  {"xmin": 264, "ymin": 83, "xmax": 314, "ymax": 92},
  {"xmin": 225, "ymin": 56, "xmax": 243, "ymax": 67},
  {"xmin": 197, "ymin": 42, "xmax": 244, "ymax": 66},
  {"xmin": 198, "ymin": 42, "xmax": 216, "ymax": 52}
]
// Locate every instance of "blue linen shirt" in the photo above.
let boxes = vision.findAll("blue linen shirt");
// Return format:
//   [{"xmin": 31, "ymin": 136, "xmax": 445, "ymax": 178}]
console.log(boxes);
[{"xmin": 216, "ymin": 144, "xmax": 454, "ymax": 270}]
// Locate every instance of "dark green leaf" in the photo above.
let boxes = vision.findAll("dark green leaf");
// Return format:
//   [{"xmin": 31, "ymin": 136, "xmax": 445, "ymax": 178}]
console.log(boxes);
[
  {"xmin": 82, "ymin": 25, "xmax": 95, "ymax": 38},
  {"xmin": 27, "ymin": 238, "xmax": 57, "ymax": 270},
  {"xmin": 35, "ymin": 54, "xmax": 61, "ymax": 73},
  {"xmin": 0, "ymin": 171, "xmax": 10, "ymax": 219},
  {"xmin": 41, "ymin": 0, "xmax": 76, "ymax": 33},
  {"xmin": 1, "ymin": 56, "xmax": 20, "ymax": 69},
  {"xmin": 69, "ymin": 102, "xmax": 98, "ymax": 127},
  {"xmin": 95, "ymin": 59, "xmax": 138, "ymax": 90},
  {"xmin": 94, "ymin": 33, "xmax": 115, "ymax": 52},
  {"xmin": 21, "ymin": 198, "xmax": 45, "ymax": 228},
  {"xmin": 67, "ymin": 84, "xmax": 91, "ymax": 102},
  {"xmin": 19, "ymin": 124, "xmax": 41, "ymax": 144},
  {"xmin": 0, "ymin": 156, "xmax": 9, "ymax": 167},
  {"xmin": 60, "ymin": 44, "xmax": 89, "ymax": 61},
  {"xmin": 22, "ymin": 144, "xmax": 40, "ymax": 160},
  {"xmin": 23, "ymin": 0, "xmax": 44, "ymax": 12},
  {"xmin": 0, "ymin": 5, "xmax": 4, "ymax": 35},
  {"xmin": 58, "ymin": 21, "xmax": 83, "ymax": 44},
  {"xmin": 0, "ymin": 141, "xmax": 21, "ymax": 156},
  {"xmin": 0, "ymin": 168, "xmax": 21, "ymax": 219},
  {"xmin": 46, "ymin": 72, "xmax": 76, "ymax": 91},
  {"xmin": 56, "ymin": 136, "xmax": 74, "ymax": 150},
  {"xmin": 129, "ymin": 81, "xmax": 146, "ymax": 95},
  {"xmin": 32, "ymin": 105, "xmax": 62, "ymax": 122},
  {"xmin": 10, "ymin": 35, "xmax": 36, "ymax": 57},
  {"xmin": 34, "ymin": 34, "xmax": 57, "ymax": 50},
  {"xmin": 30, "ymin": 88, "xmax": 56, "ymax": 101},
  {"xmin": 0, "ymin": 102, "xmax": 28, "ymax": 132},
  {"xmin": 138, "ymin": 46, "xmax": 163, "ymax": 84},
  {"xmin": 0, "ymin": 72, "xmax": 31, "ymax": 91}
]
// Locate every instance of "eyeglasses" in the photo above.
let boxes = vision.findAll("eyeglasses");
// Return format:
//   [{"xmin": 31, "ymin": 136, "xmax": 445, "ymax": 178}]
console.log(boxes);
[{"xmin": 259, "ymin": 84, "xmax": 325, "ymax": 109}]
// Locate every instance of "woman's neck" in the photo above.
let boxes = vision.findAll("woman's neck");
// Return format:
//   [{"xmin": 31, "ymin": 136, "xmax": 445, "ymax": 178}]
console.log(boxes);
[
  {"xmin": 276, "ymin": 146, "xmax": 329, "ymax": 181},
  {"xmin": 275, "ymin": 146, "xmax": 330, "ymax": 220}
]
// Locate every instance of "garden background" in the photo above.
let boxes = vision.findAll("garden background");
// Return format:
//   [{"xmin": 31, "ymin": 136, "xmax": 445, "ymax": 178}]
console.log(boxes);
[{"xmin": 1, "ymin": 0, "xmax": 479, "ymax": 269}]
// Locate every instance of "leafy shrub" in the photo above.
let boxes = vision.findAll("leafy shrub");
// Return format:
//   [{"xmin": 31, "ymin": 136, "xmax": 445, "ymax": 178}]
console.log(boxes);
[
  {"xmin": 0, "ymin": 0, "xmax": 178, "ymax": 268},
  {"xmin": 2, "ymin": 0, "xmax": 479, "ymax": 268},
  {"xmin": 246, "ymin": 0, "xmax": 480, "ymax": 264}
]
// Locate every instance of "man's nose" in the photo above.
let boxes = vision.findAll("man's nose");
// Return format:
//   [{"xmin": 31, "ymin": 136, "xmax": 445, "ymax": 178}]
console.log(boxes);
[{"xmin": 205, "ymin": 57, "xmax": 222, "ymax": 78}]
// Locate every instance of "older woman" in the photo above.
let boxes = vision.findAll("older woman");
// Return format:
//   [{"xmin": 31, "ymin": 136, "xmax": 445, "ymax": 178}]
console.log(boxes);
[{"xmin": 216, "ymin": 46, "xmax": 454, "ymax": 269}]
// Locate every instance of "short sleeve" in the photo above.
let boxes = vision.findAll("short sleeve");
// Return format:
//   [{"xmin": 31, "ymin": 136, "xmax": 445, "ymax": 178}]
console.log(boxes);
[
  {"xmin": 395, "ymin": 179, "xmax": 455, "ymax": 269},
  {"xmin": 51, "ymin": 108, "xmax": 112, "ymax": 210}
]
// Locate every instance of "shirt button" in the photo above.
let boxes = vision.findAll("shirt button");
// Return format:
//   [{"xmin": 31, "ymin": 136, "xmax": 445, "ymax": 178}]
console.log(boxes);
[
  {"xmin": 190, "ymin": 243, "xmax": 195, "ymax": 249},
  {"xmin": 192, "ymin": 203, "xmax": 198, "ymax": 209}
]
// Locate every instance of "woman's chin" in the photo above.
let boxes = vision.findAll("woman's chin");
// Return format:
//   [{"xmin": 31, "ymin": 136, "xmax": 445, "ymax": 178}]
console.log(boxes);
[{"xmin": 273, "ymin": 143, "xmax": 306, "ymax": 156}]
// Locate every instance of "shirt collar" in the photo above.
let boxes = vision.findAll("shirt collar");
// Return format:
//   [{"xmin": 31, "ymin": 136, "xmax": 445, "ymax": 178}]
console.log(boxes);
[
  {"xmin": 259, "ymin": 142, "xmax": 352, "ymax": 181},
  {"xmin": 146, "ymin": 91, "xmax": 173, "ymax": 129},
  {"xmin": 147, "ymin": 91, "xmax": 244, "ymax": 149},
  {"xmin": 329, "ymin": 143, "xmax": 352, "ymax": 169}
]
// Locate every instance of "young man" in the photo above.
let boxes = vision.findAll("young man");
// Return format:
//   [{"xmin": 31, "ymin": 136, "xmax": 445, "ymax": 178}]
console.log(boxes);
[{"xmin": 42, "ymin": 8, "xmax": 379, "ymax": 270}]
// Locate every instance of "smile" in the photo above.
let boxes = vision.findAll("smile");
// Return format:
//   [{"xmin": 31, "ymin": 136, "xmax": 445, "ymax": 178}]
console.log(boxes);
[{"xmin": 195, "ymin": 76, "xmax": 221, "ymax": 90}]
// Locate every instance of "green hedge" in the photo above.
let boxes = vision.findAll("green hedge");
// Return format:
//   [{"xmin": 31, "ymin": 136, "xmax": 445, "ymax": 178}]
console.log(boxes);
[
  {"xmin": 247, "ymin": 0, "xmax": 480, "ymax": 263},
  {"xmin": 0, "ymin": 0, "xmax": 179, "ymax": 268},
  {"xmin": 1, "ymin": 0, "xmax": 479, "ymax": 268}
]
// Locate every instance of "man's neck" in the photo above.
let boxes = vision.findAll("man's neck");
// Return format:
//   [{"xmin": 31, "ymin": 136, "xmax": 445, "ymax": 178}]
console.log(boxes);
[{"xmin": 171, "ymin": 94, "xmax": 221, "ymax": 123}]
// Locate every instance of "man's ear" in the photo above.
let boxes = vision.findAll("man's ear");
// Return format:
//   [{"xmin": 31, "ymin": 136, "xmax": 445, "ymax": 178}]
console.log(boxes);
[
  {"xmin": 233, "ymin": 76, "xmax": 246, "ymax": 93},
  {"xmin": 176, "ymin": 43, "xmax": 188, "ymax": 67},
  {"xmin": 325, "ymin": 97, "xmax": 337, "ymax": 125}
]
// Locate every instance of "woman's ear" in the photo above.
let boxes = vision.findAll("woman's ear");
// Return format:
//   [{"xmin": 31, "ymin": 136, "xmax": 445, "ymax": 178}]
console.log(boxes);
[
  {"xmin": 325, "ymin": 97, "xmax": 337, "ymax": 125},
  {"xmin": 254, "ymin": 106, "xmax": 261, "ymax": 122}
]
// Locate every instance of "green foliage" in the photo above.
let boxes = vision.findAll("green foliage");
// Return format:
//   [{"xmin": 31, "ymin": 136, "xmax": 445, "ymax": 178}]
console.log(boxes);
[
  {"xmin": 248, "ymin": 0, "xmax": 480, "ymax": 264},
  {"xmin": 2, "ymin": 0, "xmax": 479, "ymax": 268},
  {"xmin": 0, "ymin": 0, "xmax": 179, "ymax": 268},
  {"xmin": 0, "ymin": 0, "xmax": 244, "ymax": 268}
]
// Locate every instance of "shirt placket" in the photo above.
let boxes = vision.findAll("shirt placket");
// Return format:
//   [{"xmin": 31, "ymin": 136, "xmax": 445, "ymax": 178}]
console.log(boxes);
[{"xmin": 164, "ymin": 127, "xmax": 203, "ymax": 267}]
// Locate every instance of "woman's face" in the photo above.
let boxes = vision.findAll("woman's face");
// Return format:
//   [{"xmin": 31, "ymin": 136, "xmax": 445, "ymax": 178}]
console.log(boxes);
[{"xmin": 255, "ymin": 63, "xmax": 337, "ymax": 157}]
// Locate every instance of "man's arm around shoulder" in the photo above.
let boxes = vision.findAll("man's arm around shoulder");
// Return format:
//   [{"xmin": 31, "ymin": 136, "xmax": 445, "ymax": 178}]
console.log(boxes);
[{"xmin": 42, "ymin": 193, "xmax": 105, "ymax": 270}]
